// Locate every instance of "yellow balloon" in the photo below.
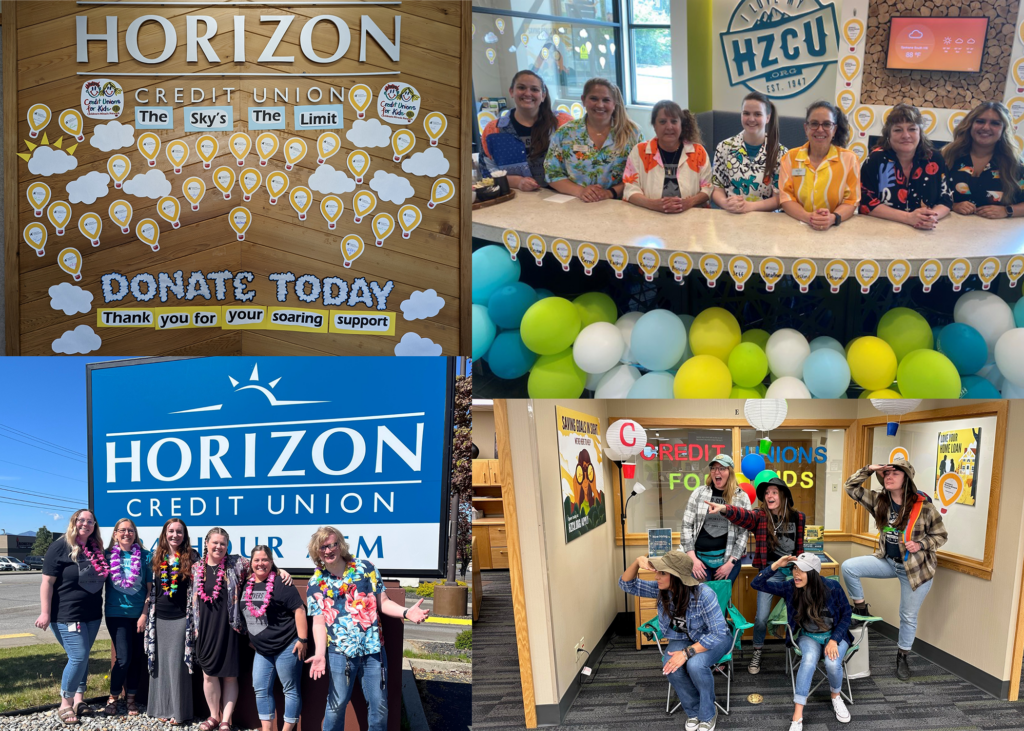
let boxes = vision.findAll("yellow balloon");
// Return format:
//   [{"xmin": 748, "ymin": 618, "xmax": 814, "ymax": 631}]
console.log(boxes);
[
  {"xmin": 865, "ymin": 388, "xmax": 901, "ymax": 399},
  {"xmin": 847, "ymin": 336, "xmax": 897, "ymax": 391},
  {"xmin": 673, "ymin": 355, "xmax": 733, "ymax": 398},
  {"xmin": 688, "ymin": 307, "xmax": 742, "ymax": 362}
]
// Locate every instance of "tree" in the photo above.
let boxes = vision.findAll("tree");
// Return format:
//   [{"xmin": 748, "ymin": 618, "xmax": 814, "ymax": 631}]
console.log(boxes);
[{"xmin": 30, "ymin": 526, "xmax": 54, "ymax": 556}]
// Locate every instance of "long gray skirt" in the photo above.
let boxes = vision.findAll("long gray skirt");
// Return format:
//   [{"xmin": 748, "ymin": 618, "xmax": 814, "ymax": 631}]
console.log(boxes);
[{"xmin": 148, "ymin": 616, "xmax": 192, "ymax": 722}]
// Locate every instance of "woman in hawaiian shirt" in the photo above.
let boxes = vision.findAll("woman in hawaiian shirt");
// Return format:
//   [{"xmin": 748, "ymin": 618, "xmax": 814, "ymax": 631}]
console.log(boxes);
[
  {"xmin": 942, "ymin": 102, "xmax": 1024, "ymax": 219},
  {"xmin": 711, "ymin": 91, "xmax": 788, "ymax": 213},
  {"xmin": 860, "ymin": 103, "xmax": 952, "ymax": 229},
  {"xmin": 305, "ymin": 526, "xmax": 430, "ymax": 731}
]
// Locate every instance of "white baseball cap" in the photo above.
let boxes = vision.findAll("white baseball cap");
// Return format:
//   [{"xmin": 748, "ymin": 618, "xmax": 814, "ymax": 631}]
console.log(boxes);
[{"xmin": 793, "ymin": 552, "xmax": 821, "ymax": 573}]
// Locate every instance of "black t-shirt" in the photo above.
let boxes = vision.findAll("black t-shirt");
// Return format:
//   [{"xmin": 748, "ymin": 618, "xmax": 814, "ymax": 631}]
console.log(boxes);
[
  {"xmin": 241, "ymin": 576, "xmax": 305, "ymax": 657},
  {"xmin": 661, "ymin": 146, "xmax": 683, "ymax": 199},
  {"xmin": 802, "ymin": 605, "xmax": 834, "ymax": 634},
  {"xmin": 883, "ymin": 504, "xmax": 904, "ymax": 563},
  {"xmin": 43, "ymin": 536, "xmax": 104, "ymax": 624},
  {"xmin": 155, "ymin": 553, "xmax": 192, "ymax": 620},
  {"xmin": 767, "ymin": 518, "xmax": 798, "ymax": 563},
  {"xmin": 695, "ymin": 487, "xmax": 729, "ymax": 553}
]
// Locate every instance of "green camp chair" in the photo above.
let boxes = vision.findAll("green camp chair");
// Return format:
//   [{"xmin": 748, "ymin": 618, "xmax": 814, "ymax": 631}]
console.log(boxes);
[
  {"xmin": 769, "ymin": 578, "xmax": 882, "ymax": 704},
  {"xmin": 638, "ymin": 616, "xmax": 683, "ymax": 715}
]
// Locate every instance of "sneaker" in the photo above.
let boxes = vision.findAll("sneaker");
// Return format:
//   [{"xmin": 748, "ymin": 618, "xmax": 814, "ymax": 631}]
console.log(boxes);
[
  {"xmin": 788, "ymin": 720, "xmax": 803, "ymax": 731},
  {"xmin": 748, "ymin": 648, "xmax": 763, "ymax": 674},
  {"xmin": 685, "ymin": 718, "xmax": 700, "ymax": 731},
  {"xmin": 832, "ymin": 696, "xmax": 851, "ymax": 723},
  {"xmin": 697, "ymin": 711, "xmax": 718, "ymax": 731},
  {"xmin": 896, "ymin": 650, "xmax": 912, "ymax": 681}
]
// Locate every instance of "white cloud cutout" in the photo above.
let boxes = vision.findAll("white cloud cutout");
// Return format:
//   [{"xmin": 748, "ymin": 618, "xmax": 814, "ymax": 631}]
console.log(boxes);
[
  {"xmin": 28, "ymin": 147, "xmax": 78, "ymax": 177},
  {"xmin": 66, "ymin": 171, "xmax": 111, "ymax": 205},
  {"xmin": 48, "ymin": 282, "xmax": 94, "ymax": 315},
  {"xmin": 90, "ymin": 121, "xmax": 135, "ymax": 152},
  {"xmin": 400, "ymin": 289, "xmax": 446, "ymax": 321},
  {"xmin": 394, "ymin": 331, "xmax": 442, "ymax": 356},
  {"xmin": 345, "ymin": 119, "xmax": 392, "ymax": 148},
  {"xmin": 123, "ymin": 169, "xmax": 171, "ymax": 199},
  {"xmin": 308, "ymin": 164, "xmax": 356, "ymax": 195},
  {"xmin": 52, "ymin": 324, "xmax": 101, "ymax": 354},
  {"xmin": 401, "ymin": 147, "xmax": 450, "ymax": 177},
  {"xmin": 369, "ymin": 170, "xmax": 415, "ymax": 205}
]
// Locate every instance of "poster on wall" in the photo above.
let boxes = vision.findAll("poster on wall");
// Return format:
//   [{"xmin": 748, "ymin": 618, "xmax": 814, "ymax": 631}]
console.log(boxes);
[
  {"xmin": 934, "ymin": 427, "xmax": 981, "ymax": 507},
  {"xmin": 556, "ymin": 406, "xmax": 606, "ymax": 543}
]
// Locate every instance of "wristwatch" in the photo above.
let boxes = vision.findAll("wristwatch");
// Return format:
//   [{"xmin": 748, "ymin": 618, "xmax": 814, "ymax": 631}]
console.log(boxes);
[
  {"xmin": 1006, "ymin": 205, "xmax": 1014, "ymax": 218},
  {"xmin": 403, "ymin": 608, "xmax": 409, "ymax": 620},
  {"xmin": 833, "ymin": 213, "xmax": 842, "ymax": 227},
  {"xmin": 610, "ymin": 187, "xmax": 621, "ymax": 200},
  {"xmin": 296, "ymin": 637, "xmax": 309, "ymax": 644},
  {"xmin": 685, "ymin": 645, "xmax": 697, "ymax": 659}
]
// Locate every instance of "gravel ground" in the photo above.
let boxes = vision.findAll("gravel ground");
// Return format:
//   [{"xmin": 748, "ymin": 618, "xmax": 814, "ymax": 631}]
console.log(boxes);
[{"xmin": 0, "ymin": 699, "xmax": 229, "ymax": 730}]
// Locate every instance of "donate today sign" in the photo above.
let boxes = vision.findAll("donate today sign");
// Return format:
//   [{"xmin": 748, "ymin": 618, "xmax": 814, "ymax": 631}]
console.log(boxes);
[{"xmin": 88, "ymin": 356, "xmax": 454, "ymax": 577}]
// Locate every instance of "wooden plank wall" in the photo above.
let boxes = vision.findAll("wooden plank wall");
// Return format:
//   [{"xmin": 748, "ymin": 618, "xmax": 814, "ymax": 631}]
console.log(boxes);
[{"xmin": 5, "ymin": 0, "xmax": 467, "ymax": 355}]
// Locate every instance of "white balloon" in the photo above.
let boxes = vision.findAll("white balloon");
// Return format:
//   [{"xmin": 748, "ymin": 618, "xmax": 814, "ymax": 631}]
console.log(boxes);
[
  {"xmin": 953, "ymin": 291, "xmax": 1015, "ymax": 361},
  {"xmin": 614, "ymin": 311, "xmax": 644, "ymax": 365},
  {"xmin": 573, "ymin": 322, "xmax": 626, "ymax": 374},
  {"xmin": 994, "ymin": 328, "xmax": 1024, "ymax": 387},
  {"xmin": 765, "ymin": 328, "xmax": 811, "ymax": 378},
  {"xmin": 594, "ymin": 364, "xmax": 641, "ymax": 398},
  {"xmin": 1002, "ymin": 380, "xmax": 1024, "ymax": 398},
  {"xmin": 765, "ymin": 376, "xmax": 811, "ymax": 399},
  {"xmin": 977, "ymin": 361, "xmax": 1004, "ymax": 390},
  {"xmin": 585, "ymin": 370, "xmax": 606, "ymax": 392}
]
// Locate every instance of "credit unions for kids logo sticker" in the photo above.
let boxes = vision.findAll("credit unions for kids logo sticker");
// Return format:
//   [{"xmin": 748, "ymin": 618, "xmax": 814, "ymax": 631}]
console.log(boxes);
[{"xmin": 720, "ymin": 0, "xmax": 840, "ymax": 99}]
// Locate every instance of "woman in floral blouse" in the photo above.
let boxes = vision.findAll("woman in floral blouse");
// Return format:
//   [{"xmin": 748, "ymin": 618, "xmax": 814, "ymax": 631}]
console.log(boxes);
[
  {"xmin": 711, "ymin": 91, "xmax": 788, "ymax": 213},
  {"xmin": 860, "ymin": 103, "xmax": 952, "ymax": 229},
  {"xmin": 543, "ymin": 77, "xmax": 643, "ymax": 202},
  {"xmin": 305, "ymin": 526, "xmax": 430, "ymax": 731}
]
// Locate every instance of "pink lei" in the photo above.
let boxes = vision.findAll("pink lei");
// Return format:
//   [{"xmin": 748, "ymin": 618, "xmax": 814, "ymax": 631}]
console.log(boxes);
[
  {"xmin": 244, "ymin": 571, "xmax": 276, "ymax": 618},
  {"xmin": 81, "ymin": 542, "xmax": 110, "ymax": 578},
  {"xmin": 196, "ymin": 556, "xmax": 226, "ymax": 603}
]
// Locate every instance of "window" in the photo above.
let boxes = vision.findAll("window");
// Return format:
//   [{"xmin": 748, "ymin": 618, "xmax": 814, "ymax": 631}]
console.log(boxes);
[{"xmin": 628, "ymin": 0, "xmax": 671, "ymax": 105}]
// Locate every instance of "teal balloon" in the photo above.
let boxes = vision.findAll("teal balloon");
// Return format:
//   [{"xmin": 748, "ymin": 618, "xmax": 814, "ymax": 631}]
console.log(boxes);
[
  {"xmin": 472, "ymin": 304, "xmax": 496, "ymax": 360},
  {"xmin": 473, "ymin": 246, "xmax": 521, "ymax": 304},
  {"xmin": 487, "ymin": 330, "xmax": 538, "ymax": 379},
  {"xmin": 631, "ymin": 310, "xmax": 687, "ymax": 371},
  {"xmin": 488, "ymin": 282, "xmax": 537, "ymax": 329},
  {"xmin": 1015, "ymin": 298, "xmax": 1024, "ymax": 328},
  {"xmin": 535, "ymin": 288, "xmax": 555, "ymax": 300},
  {"xmin": 627, "ymin": 371, "xmax": 675, "ymax": 398},
  {"xmin": 937, "ymin": 323, "xmax": 987, "ymax": 375},
  {"xmin": 960, "ymin": 375, "xmax": 1001, "ymax": 398},
  {"xmin": 809, "ymin": 336, "xmax": 844, "ymax": 354},
  {"xmin": 932, "ymin": 325, "xmax": 945, "ymax": 345},
  {"xmin": 802, "ymin": 349, "xmax": 851, "ymax": 398},
  {"xmin": 753, "ymin": 469, "xmax": 778, "ymax": 487}
]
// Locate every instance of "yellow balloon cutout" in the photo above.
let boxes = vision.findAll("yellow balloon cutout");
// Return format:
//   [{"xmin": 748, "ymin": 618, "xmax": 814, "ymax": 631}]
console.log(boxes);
[
  {"xmin": 239, "ymin": 168, "xmax": 263, "ymax": 202},
  {"xmin": 577, "ymin": 242, "xmax": 600, "ymax": 275},
  {"xmin": 109, "ymin": 200, "xmax": 133, "ymax": 234},
  {"xmin": 213, "ymin": 166, "xmax": 237, "ymax": 200},
  {"xmin": 348, "ymin": 84, "xmax": 373, "ymax": 119},
  {"xmin": 699, "ymin": 253, "xmax": 724, "ymax": 287},
  {"xmin": 196, "ymin": 134, "xmax": 219, "ymax": 169},
  {"xmin": 23, "ymin": 222, "xmax": 48, "ymax": 257},
  {"xmin": 255, "ymin": 132, "xmax": 279, "ymax": 166},
  {"xmin": 936, "ymin": 472, "xmax": 963, "ymax": 514},
  {"xmin": 526, "ymin": 233, "xmax": 546, "ymax": 266},
  {"xmin": 606, "ymin": 245, "xmax": 629, "ymax": 279},
  {"xmin": 371, "ymin": 213, "xmax": 396, "ymax": 247},
  {"xmin": 320, "ymin": 195, "xmax": 344, "ymax": 229},
  {"xmin": 290, "ymin": 186, "xmax": 313, "ymax": 221},
  {"xmin": 165, "ymin": 140, "xmax": 189, "ymax": 173},
  {"xmin": 637, "ymin": 248, "xmax": 661, "ymax": 282},
  {"xmin": 228, "ymin": 207, "xmax": 251, "ymax": 241},
  {"xmin": 352, "ymin": 190, "xmax": 377, "ymax": 223},
  {"xmin": 551, "ymin": 238, "xmax": 573, "ymax": 271},
  {"xmin": 669, "ymin": 251, "xmax": 693, "ymax": 282},
  {"xmin": 501, "ymin": 229, "xmax": 521, "ymax": 260},
  {"xmin": 886, "ymin": 259, "xmax": 912, "ymax": 293},
  {"xmin": 157, "ymin": 196, "xmax": 181, "ymax": 229},
  {"xmin": 792, "ymin": 258, "xmax": 817, "ymax": 292},
  {"xmin": 136, "ymin": 218, "xmax": 161, "ymax": 252},
  {"xmin": 58, "ymin": 247, "xmax": 83, "ymax": 282},
  {"xmin": 108, "ymin": 154, "xmax": 131, "ymax": 189},
  {"xmin": 46, "ymin": 201, "xmax": 72, "ymax": 235},
  {"xmin": 428, "ymin": 178, "xmax": 454, "ymax": 209},
  {"xmin": 919, "ymin": 258, "xmax": 943, "ymax": 293},
  {"xmin": 317, "ymin": 132, "xmax": 341, "ymax": 164},
  {"xmin": 59, "ymin": 109, "xmax": 85, "ymax": 142},
  {"xmin": 229, "ymin": 132, "xmax": 252, "ymax": 166},
  {"xmin": 347, "ymin": 150, "xmax": 371, "ymax": 184},
  {"xmin": 27, "ymin": 103, "xmax": 51, "ymax": 138},
  {"xmin": 979, "ymin": 256, "xmax": 1000, "ymax": 290},
  {"xmin": 854, "ymin": 259, "xmax": 880, "ymax": 293},
  {"xmin": 948, "ymin": 257, "xmax": 971, "ymax": 292},
  {"xmin": 183, "ymin": 177, "xmax": 206, "ymax": 211},
  {"xmin": 1007, "ymin": 254, "xmax": 1024, "ymax": 287},
  {"xmin": 728, "ymin": 255, "xmax": 754, "ymax": 291},
  {"xmin": 284, "ymin": 137, "xmax": 307, "ymax": 171},
  {"xmin": 266, "ymin": 171, "xmax": 289, "ymax": 204},
  {"xmin": 759, "ymin": 257, "xmax": 785, "ymax": 291},
  {"xmin": 423, "ymin": 112, "xmax": 448, "ymax": 146},
  {"xmin": 340, "ymin": 234, "xmax": 365, "ymax": 268},
  {"xmin": 824, "ymin": 259, "xmax": 850, "ymax": 293},
  {"xmin": 391, "ymin": 130, "xmax": 416, "ymax": 162},
  {"xmin": 78, "ymin": 212, "xmax": 102, "ymax": 247},
  {"xmin": 398, "ymin": 204, "xmax": 423, "ymax": 239},
  {"xmin": 27, "ymin": 182, "xmax": 51, "ymax": 217},
  {"xmin": 138, "ymin": 132, "xmax": 161, "ymax": 166}
]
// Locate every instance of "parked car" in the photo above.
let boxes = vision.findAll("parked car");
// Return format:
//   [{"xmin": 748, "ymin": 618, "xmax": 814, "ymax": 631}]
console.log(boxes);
[
  {"xmin": 24, "ymin": 555, "xmax": 44, "ymax": 569},
  {"xmin": 0, "ymin": 556, "xmax": 30, "ymax": 571}
]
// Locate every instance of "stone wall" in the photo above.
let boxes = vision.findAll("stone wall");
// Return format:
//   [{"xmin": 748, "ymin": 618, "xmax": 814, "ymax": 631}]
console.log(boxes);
[{"xmin": 861, "ymin": 0, "xmax": 1018, "ymax": 109}]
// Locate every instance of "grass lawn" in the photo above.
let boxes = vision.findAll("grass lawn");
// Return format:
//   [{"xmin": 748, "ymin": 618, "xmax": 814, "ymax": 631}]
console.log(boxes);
[{"xmin": 0, "ymin": 640, "xmax": 113, "ymax": 713}]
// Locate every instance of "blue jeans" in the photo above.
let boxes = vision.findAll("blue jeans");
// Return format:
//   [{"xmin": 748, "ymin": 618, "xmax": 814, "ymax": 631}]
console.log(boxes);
[
  {"xmin": 793, "ymin": 635, "xmax": 849, "ymax": 705},
  {"xmin": 253, "ymin": 647, "xmax": 303, "ymax": 723},
  {"xmin": 665, "ymin": 634, "xmax": 732, "ymax": 722},
  {"xmin": 841, "ymin": 555, "xmax": 933, "ymax": 651},
  {"xmin": 323, "ymin": 651, "xmax": 386, "ymax": 731},
  {"xmin": 51, "ymin": 620, "xmax": 102, "ymax": 699},
  {"xmin": 753, "ymin": 571, "xmax": 790, "ymax": 647}
]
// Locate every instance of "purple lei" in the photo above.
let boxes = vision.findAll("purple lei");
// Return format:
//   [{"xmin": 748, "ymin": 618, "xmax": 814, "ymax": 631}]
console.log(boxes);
[{"xmin": 110, "ymin": 543, "xmax": 142, "ymax": 590}]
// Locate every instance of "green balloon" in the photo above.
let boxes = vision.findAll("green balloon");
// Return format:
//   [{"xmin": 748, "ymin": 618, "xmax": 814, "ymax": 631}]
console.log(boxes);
[
  {"xmin": 741, "ymin": 328, "xmax": 771, "ymax": 351},
  {"xmin": 730, "ymin": 385, "xmax": 763, "ymax": 398},
  {"xmin": 520, "ymin": 297, "xmax": 582, "ymax": 355},
  {"xmin": 527, "ymin": 349, "xmax": 587, "ymax": 398},
  {"xmin": 727, "ymin": 342, "xmax": 768, "ymax": 388},
  {"xmin": 877, "ymin": 308, "xmax": 933, "ymax": 362},
  {"xmin": 753, "ymin": 469, "xmax": 778, "ymax": 487},
  {"xmin": 896, "ymin": 349, "xmax": 961, "ymax": 398},
  {"xmin": 573, "ymin": 292, "xmax": 618, "ymax": 328},
  {"xmin": 755, "ymin": 383, "xmax": 768, "ymax": 397}
]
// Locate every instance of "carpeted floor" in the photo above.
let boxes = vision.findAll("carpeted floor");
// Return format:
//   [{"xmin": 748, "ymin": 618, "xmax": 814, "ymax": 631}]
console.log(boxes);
[{"xmin": 473, "ymin": 570, "xmax": 1024, "ymax": 730}]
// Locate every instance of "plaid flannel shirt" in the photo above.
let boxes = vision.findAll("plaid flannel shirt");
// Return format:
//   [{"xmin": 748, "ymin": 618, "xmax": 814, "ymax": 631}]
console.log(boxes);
[
  {"xmin": 619, "ymin": 576, "xmax": 731, "ymax": 646},
  {"xmin": 844, "ymin": 465, "xmax": 948, "ymax": 591},
  {"xmin": 680, "ymin": 484, "xmax": 751, "ymax": 561},
  {"xmin": 722, "ymin": 505, "xmax": 805, "ymax": 569},
  {"xmin": 751, "ymin": 565, "xmax": 854, "ymax": 647}
]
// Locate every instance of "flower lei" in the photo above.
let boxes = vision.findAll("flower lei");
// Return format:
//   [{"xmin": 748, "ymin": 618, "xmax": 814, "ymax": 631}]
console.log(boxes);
[
  {"xmin": 160, "ymin": 552, "xmax": 181, "ymax": 597},
  {"xmin": 244, "ymin": 571, "xmax": 276, "ymax": 618},
  {"xmin": 81, "ymin": 542, "xmax": 110, "ymax": 578},
  {"xmin": 196, "ymin": 554, "xmax": 226, "ymax": 603},
  {"xmin": 313, "ymin": 561, "xmax": 359, "ymax": 600},
  {"xmin": 109, "ymin": 543, "xmax": 141, "ymax": 590}
]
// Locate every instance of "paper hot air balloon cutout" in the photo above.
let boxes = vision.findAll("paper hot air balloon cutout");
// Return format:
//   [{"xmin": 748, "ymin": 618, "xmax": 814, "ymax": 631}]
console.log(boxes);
[
  {"xmin": 59, "ymin": 109, "xmax": 85, "ymax": 142},
  {"xmin": 109, "ymin": 200, "xmax": 133, "ymax": 234},
  {"xmin": 745, "ymin": 399, "xmax": 788, "ymax": 453},
  {"xmin": 392, "ymin": 129, "xmax": 415, "ymax": 162},
  {"xmin": 266, "ymin": 171, "xmax": 289, "ymax": 205},
  {"xmin": 340, "ymin": 234, "xmax": 365, "ymax": 268},
  {"xmin": 108, "ymin": 154, "xmax": 131, "ymax": 189},
  {"xmin": 352, "ymin": 190, "xmax": 377, "ymax": 224},
  {"xmin": 27, "ymin": 182, "xmax": 51, "ymax": 217},
  {"xmin": 183, "ymin": 177, "xmax": 206, "ymax": 211},
  {"xmin": 256, "ymin": 132, "xmax": 279, "ymax": 166},
  {"xmin": 136, "ymin": 218, "xmax": 160, "ymax": 252},
  {"xmin": 398, "ymin": 204, "xmax": 422, "ymax": 238},
  {"xmin": 47, "ymin": 201, "xmax": 72, "ymax": 235},
  {"xmin": 239, "ymin": 168, "xmax": 262, "ymax": 202},
  {"xmin": 349, "ymin": 84, "xmax": 373, "ymax": 119},
  {"xmin": 228, "ymin": 207, "xmax": 251, "ymax": 241},
  {"xmin": 371, "ymin": 212, "xmax": 395, "ymax": 247},
  {"xmin": 229, "ymin": 132, "xmax": 252, "ymax": 166},
  {"xmin": 317, "ymin": 132, "xmax": 341, "ymax": 164},
  {"xmin": 165, "ymin": 140, "xmax": 189, "ymax": 173},
  {"xmin": 870, "ymin": 398, "xmax": 922, "ymax": 436},
  {"xmin": 428, "ymin": 178, "xmax": 454, "ymax": 209},
  {"xmin": 196, "ymin": 134, "xmax": 218, "ymax": 169},
  {"xmin": 27, "ymin": 104, "xmax": 51, "ymax": 138},
  {"xmin": 423, "ymin": 112, "xmax": 447, "ymax": 146},
  {"xmin": 59, "ymin": 247, "xmax": 83, "ymax": 281},
  {"xmin": 24, "ymin": 222, "xmax": 48, "ymax": 257},
  {"xmin": 213, "ymin": 166, "xmax": 237, "ymax": 200},
  {"xmin": 157, "ymin": 196, "xmax": 181, "ymax": 228},
  {"xmin": 78, "ymin": 212, "xmax": 102, "ymax": 246},
  {"xmin": 347, "ymin": 150, "xmax": 370, "ymax": 184},
  {"xmin": 320, "ymin": 195, "xmax": 344, "ymax": 229},
  {"xmin": 138, "ymin": 132, "xmax": 161, "ymax": 166},
  {"xmin": 290, "ymin": 186, "xmax": 312, "ymax": 220},
  {"xmin": 284, "ymin": 137, "xmax": 307, "ymax": 170}
]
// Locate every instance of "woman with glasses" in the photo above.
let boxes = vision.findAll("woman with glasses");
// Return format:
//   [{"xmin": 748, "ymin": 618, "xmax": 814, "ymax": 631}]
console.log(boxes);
[
  {"xmin": 306, "ymin": 526, "xmax": 430, "ymax": 731},
  {"xmin": 102, "ymin": 518, "xmax": 153, "ymax": 717},
  {"xmin": 779, "ymin": 102, "xmax": 860, "ymax": 230},
  {"xmin": 840, "ymin": 456, "xmax": 947, "ymax": 681},
  {"xmin": 680, "ymin": 455, "xmax": 751, "ymax": 586},
  {"xmin": 37, "ymin": 509, "xmax": 107, "ymax": 725},
  {"xmin": 942, "ymin": 102, "xmax": 1024, "ymax": 218}
]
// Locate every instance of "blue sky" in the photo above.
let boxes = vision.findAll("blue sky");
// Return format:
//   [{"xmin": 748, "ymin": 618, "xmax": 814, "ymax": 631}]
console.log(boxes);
[{"xmin": 0, "ymin": 357, "xmax": 127, "ymax": 536}]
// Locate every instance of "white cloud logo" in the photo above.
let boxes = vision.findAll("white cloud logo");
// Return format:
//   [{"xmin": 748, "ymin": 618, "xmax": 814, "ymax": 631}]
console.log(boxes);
[
  {"xmin": 28, "ymin": 147, "xmax": 78, "ymax": 177},
  {"xmin": 369, "ymin": 170, "xmax": 415, "ymax": 205},
  {"xmin": 394, "ymin": 331, "xmax": 442, "ymax": 356},
  {"xmin": 52, "ymin": 324, "xmax": 102, "ymax": 354},
  {"xmin": 123, "ymin": 169, "xmax": 171, "ymax": 199},
  {"xmin": 401, "ymin": 147, "xmax": 450, "ymax": 177},
  {"xmin": 66, "ymin": 171, "xmax": 111, "ymax": 205},
  {"xmin": 308, "ymin": 164, "xmax": 356, "ymax": 195},
  {"xmin": 48, "ymin": 282, "xmax": 94, "ymax": 315},
  {"xmin": 345, "ymin": 119, "xmax": 392, "ymax": 148},
  {"xmin": 908, "ymin": 29, "xmax": 924, "ymax": 39},
  {"xmin": 400, "ymin": 289, "xmax": 446, "ymax": 321},
  {"xmin": 90, "ymin": 121, "xmax": 135, "ymax": 152}
]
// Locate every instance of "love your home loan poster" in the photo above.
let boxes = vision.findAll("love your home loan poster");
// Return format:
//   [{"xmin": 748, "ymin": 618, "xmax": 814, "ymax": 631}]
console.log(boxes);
[
  {"xmin": 934, "ymin": 427, "xmax": 981, "ymax": 507},
  {"xmin": 556, "ymin": 406, "xmax": 606, "ymax": 544}
]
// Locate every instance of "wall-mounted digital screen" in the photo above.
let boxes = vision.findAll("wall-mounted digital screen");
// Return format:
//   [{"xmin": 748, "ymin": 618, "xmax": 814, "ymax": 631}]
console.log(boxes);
[{"xmin": 886, "ymin": 17, "xmax": 988, "ymax": 72}]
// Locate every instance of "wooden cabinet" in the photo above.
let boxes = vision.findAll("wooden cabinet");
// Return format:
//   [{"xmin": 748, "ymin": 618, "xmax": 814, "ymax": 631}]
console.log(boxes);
[{"xmin": 472, "ymin": 459, "xmax": 506, "ymax": 570}]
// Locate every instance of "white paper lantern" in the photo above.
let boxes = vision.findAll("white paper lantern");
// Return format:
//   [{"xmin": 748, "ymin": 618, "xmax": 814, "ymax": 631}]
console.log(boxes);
[
  {"xmin": 870, "ymin": 398, "xmax": 922, "ymax": 436},
  {"xmin": 606, "ymin": 419, "xmax": 647, "ymax": 458},
  {"xmin": 744, "ymin": 399, "xmax": 788, "ymax": 432}
]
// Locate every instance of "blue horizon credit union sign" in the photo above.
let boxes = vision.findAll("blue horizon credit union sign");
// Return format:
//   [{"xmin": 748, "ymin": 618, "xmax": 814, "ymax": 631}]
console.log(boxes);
[{"xmin": 88, "ymin": 356, "xmax": 454, "ymax": 577}]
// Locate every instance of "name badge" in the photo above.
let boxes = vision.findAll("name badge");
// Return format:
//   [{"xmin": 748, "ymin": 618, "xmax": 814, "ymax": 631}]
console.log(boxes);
[
  {"xmin": 792, "ymin": 168, "xmax": 806, "ymax": 177},
  {"xmin": 572, "ymin": 144, "xmax": 590, "ymax": 153}
]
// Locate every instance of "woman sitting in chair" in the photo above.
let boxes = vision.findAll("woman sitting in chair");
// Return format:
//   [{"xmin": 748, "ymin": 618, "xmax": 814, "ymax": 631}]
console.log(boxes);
[
  {"xmin": 620, "ymin": 551, "xmax": 732, "ymax": 731},
  {"xmin": 751, "ymin": 553, "xmax": 853, "ymax": 730}
]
